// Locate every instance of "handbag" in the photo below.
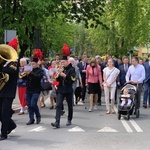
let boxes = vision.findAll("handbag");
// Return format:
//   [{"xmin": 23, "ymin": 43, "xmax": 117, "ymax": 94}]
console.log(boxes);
[{"xmin": 41, "ymin": 81, "xmax": 52, "ymax": 91}]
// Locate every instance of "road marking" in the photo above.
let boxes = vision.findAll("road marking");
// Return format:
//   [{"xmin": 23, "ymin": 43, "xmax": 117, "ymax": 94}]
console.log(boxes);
[
  {"xmin": 29, "ymin": 126, "xmax": 46, "ymax": 132},
  {"xmin": 68, "ymin": 126, "xmax": 85, "ymax": 132},
  {"xmin": 121, "ymin": 120, "xmax": 133, "ymax": 133},
  {"xmin": 97, "ymin": 126, "xmax": 118, "ymax": 132},
  {"xmin": 114, "ymin": 105, "xmax": 133, "ymax": 133},
  {"xmin": 129, "ymin": 119, "xmax": 143, "ymax": 132}
]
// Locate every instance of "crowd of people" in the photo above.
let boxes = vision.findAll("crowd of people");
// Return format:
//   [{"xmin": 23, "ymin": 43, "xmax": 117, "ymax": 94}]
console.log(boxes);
[{"xmin": 0, "ymin": 49, "xmax": 150, "ymax": 140}]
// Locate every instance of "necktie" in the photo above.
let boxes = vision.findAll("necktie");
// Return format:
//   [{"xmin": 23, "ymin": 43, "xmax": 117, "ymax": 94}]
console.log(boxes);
[{"xmin": 124, "ymin": 64, "xmax": 128, "ymax": 72}]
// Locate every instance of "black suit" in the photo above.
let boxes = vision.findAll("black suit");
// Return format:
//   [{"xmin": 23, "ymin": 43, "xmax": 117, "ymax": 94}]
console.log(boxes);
[
  {"xmin": 118, "ymin": 63, "xmax": 130, "ymax": 87},
  {"xmin": 0, "ymin": 62, "xmax": 18, "ymax": 139},
  {"xmin": 77, "ymin": 61, "xmax": 88, "ymax": 102}
]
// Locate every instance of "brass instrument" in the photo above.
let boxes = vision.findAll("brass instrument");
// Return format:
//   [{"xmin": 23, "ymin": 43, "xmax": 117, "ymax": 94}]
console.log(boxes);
[
  {"xmin": 19, "ymin": 72, "xmax": 26, "ymax": 79},
  {"xmin": 53, "ymin": 66, "xmax": 64, "ymax": 79},
  {"xmin": 0, "ymin": 44, "xmax": 18, "ymax": 91}
]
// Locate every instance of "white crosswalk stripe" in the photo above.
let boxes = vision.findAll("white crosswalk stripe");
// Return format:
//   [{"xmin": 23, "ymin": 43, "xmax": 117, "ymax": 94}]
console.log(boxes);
[
  {"xmin": 114, "ymin": 105, "xmax": 143, "ymax": 133},
  {"xmin": 129, "ymin": 119, "xmax": 143, "ymax": 132}
]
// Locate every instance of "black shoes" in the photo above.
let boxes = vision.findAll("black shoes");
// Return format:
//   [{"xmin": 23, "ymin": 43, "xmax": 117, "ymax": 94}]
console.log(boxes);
[
  {"xmin": 26, "ymin": 120, "xmax": 35, "ymax": 125},
  {"xmin": 7, "ymin": 124, "xmax": 17, "ymax": 135},
  {"xmin": 0, "ymin": 135, "xmax": 7, "ymax": 141},
  {"xmin": 36, "ymin": 117, "xmax": 41, "ymax": 124},
  {"xmin": 66, "ymin": 120, "xmax": 72, "ymax": 126},
  {"xmin": 50, "ymin": 106, "xmax": 54, "ymax": 109},
  {"xmin": 51, "ymin": 122, "xmax": 60, "ymax": 128},
  {"xmin": 26, "ymin": 117, "xmax": 41, "ymax": 125}
]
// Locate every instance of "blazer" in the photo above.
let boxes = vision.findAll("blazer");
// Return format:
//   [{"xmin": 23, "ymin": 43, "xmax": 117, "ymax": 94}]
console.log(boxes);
[
  {"xmin": 86, "ymin": 65, "xmax": 102, "ymax": 86},
  {"xmin": 77, "ymin": 61, "xmax": 88, "ymax": 82},
  {"xmin": 143, "ymin": 61, "xmax": 150, "ymax": 83},
  {"xmin": 117, "ymin": 63, "xmax": 130, "ymax": 86}
]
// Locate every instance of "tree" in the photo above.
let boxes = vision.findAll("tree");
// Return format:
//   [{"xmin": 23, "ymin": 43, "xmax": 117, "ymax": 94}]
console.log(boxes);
[{"xmin": 0, "ymin": 0, "xmax": 107, "ymax": 58}]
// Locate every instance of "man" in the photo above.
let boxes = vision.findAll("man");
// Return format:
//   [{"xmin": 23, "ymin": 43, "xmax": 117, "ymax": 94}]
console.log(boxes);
[
  {"xmin": 25, "ymin": 57, "xmax": 44, "ymax": 125},
  {"xmin": 0, "ymin": 60, "xmax": 18, "ymax": 141},
  {"xmin": 77, "ymin": 55, "xmax": 88, "ymax": 103},
  {"xmin": 143, "ymin": 54, "xmax": 150, "ymax": 108},
  {"xmin": 51, "ymin": 55, "xmax": 76, "ymax": 128},
  {"xmin": 126, "ymin": 57, "xmax": 145, "ymax": 109},
  {"xmin": 118, "ymin": 56, "xmax": 130, "ymax": 87},
  {"xmin": 104, "ymin": 53, "xmax": 119, "ymax": 68},
  {"xmin": 68, "ymin": 57, "xmax": 83, "ymax": 105},
  {"xmin": 95, "ymin": 55, "xmax": 104, "ymax": 105}
]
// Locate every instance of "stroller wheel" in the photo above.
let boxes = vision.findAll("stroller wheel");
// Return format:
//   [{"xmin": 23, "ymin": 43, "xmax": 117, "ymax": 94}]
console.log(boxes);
[
  {"xmin": 135, "ymin": 109, "xmax": 140, "ymax": 118},
  {"xmin": 118, "ymin": 113, "xmax": 121, "ymax": 120},
  {"xmin": 127, "ymin": 114, "xmax": 130, "ymax": 120}
]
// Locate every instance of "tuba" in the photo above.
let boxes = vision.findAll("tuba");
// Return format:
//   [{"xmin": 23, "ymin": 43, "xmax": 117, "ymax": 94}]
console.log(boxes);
[{"xmin": 0, "ymin": 44, "xmax": 18, "ymax": 91}]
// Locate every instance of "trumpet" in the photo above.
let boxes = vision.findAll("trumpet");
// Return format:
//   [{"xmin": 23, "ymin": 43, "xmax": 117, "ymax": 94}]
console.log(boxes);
[
  {"xmin": 53, "ymin": 66, "xmax": 64, "ymax": 79},
  {"xmin": 19, "ymin": 72, "xmax": 27, "ymax": 78}
]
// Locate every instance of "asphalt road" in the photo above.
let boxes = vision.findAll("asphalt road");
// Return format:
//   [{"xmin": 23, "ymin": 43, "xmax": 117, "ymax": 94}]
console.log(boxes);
[{"xmin": 1, "ymin": 92, "xmax": 150, "ymax": 150}]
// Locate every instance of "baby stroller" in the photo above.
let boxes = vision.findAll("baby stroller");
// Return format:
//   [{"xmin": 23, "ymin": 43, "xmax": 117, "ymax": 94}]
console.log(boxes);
[{"xmin": 118, "ymin": 83, "xmax": 140, "ymax": 120}]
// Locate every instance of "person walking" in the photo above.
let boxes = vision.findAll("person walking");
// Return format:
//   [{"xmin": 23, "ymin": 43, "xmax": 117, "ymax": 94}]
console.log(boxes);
[
  {"xmin": 77, "ymin": 55, "xmax": 88, "ymax": 103},
  {"xmin": 51, "ymin": 55, "xmax": 76, "ymax": 128},
  {"xmin": 103, "ymin": 58, "xmax": 120, "ymax": 114},
  {"xmin": 0, "ymin": 45, "xmax": 18, "ymax": 141},
  {"xmin": 117, "ymin": 56, "xmax": 130, "ymax": 87},
  {"xmin": 143, "ymin": 54, "xmax": 150, "ymax": 108},
  {"xmin": 25, "ymin": 57, "xmax": 44, "ymax": 125},
  {"xmin": 17, "ymin": 58, "xmax": 28, "ymax": 115},
  {"xmin": 95, "ymin": 55, "xmax": 104, "ymax": 105},
  {"xmin": 126, "ymin": 57, "xmax": 145, "ymax": 109},
  {"xmin": 86, "ymin": 58, "xmax": 102, "ymax": 112}
]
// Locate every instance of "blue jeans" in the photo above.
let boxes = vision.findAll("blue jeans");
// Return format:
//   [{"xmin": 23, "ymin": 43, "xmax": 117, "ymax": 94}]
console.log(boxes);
[
  {"xmin": 143, "ymin": 82, "xmax": 150, "ymax": 105},
  {"xmin": 26, "ymin": 93, "xmax": 40, "ymax": 121}
]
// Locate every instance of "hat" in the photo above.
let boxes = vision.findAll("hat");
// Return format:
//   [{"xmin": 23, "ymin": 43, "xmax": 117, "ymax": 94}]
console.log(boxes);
[
  {"xmin": 31, "ymin": 57, "xmax": 39, "ymax": 63},
  {"xmin": 61, "ymin": 55, "xmax": 68, "ymax": 60}
]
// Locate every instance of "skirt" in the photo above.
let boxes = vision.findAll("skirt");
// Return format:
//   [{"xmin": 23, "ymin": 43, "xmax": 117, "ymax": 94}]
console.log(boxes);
[{"xmin": 88, "ymin": 82, "xmax": 100, "ymax": 94}]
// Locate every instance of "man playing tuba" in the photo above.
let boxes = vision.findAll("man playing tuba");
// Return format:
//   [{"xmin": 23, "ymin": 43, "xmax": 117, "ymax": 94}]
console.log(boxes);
[{"xmin": 0, "ymin": 41, "xmax": 18, "ymax": 141}]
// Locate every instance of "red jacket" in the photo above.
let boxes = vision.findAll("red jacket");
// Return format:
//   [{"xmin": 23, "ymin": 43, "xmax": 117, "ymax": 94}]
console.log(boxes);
[{"xmin": 86, "ymin": 65, "xmax": 102, "ymax": 86}]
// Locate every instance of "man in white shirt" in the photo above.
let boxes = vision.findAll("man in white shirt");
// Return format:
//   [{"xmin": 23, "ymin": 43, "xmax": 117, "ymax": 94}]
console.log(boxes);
[{"xmin": 126, "ymin": 57, "xmax": 145, "ymax": 109}]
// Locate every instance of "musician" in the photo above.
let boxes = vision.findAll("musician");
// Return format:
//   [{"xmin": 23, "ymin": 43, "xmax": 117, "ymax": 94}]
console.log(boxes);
[
  {"xmin": 51, "ymin": 55, "xmax": 76, "ymax": 128},
  {"xmin": 25, "ymin": 57, "xmax": 44, "ymax": 125},
  {"xmin": 0, "ymin": 61, "xmax": 18, "ymax": 141}
]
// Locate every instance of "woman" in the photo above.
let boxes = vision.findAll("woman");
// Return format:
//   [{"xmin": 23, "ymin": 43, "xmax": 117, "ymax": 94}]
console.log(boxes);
[
  {"xmin": 25, "ymin": 57, "xmax": 44, "ymax": 125},
  {"xmin": 86, "ymin": 58, "xmax": 102, "ymax": 112},
  {"xmin": 48, "ymin": 59, "xmax": 57, "ymax": 109},
  {"xmin": 17, "ymin": 58, "xmax": 28, "ymax": 115},
  {"xmin": 103, "ymin": 58, "xmax": 120, "ymax": 114}
]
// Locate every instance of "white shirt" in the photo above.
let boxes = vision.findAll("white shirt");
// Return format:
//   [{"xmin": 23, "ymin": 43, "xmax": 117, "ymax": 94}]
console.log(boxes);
[
  {"xmin": 103, "ymin": 67, "xmax": 120, "ymax": 87},
  {"xmin": 126, "ymin": 64, "xmax": 145, "ymax": 83}
]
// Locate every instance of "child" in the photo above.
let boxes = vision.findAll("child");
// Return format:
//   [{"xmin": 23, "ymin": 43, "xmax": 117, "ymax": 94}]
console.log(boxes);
[{"xmin": 119, "ymin": 88, "xmax": 132, "ymax": 109}]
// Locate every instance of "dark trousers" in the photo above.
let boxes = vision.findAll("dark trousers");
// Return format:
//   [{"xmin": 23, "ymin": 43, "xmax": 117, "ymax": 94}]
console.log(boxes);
[
  {"xmin": 135, "ymin": 84, "xmax": 143, "ymax": 109},
  {"xmin": 26, "ymin": 93, "xmax": 40, "ymax": 121},
  {"xmin": 0, "ymin": 98, "xmax": 16, "ymax": 137},
  {"xmin": 55, "ymin": 92, "xmax": 73, "ymax": 124},
  {"xmin": 82, "ymin": 79, "xmax": 86, "ymax": 101},
  {"xmin": 143, "ymin": 82, "xmax": 150, "ymax": 105}
]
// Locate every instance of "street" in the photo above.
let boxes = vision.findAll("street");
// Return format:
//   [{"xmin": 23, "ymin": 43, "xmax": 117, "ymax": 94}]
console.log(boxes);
[{"xmin": 0, "ymin": 92, "xmax": 150, "ymax": 150}]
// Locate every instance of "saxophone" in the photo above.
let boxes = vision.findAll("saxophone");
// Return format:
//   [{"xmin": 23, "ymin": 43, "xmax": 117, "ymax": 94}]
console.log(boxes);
[{"xmin": 0, "ymin": 44, "xmax": 18, "ymax": 91}]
